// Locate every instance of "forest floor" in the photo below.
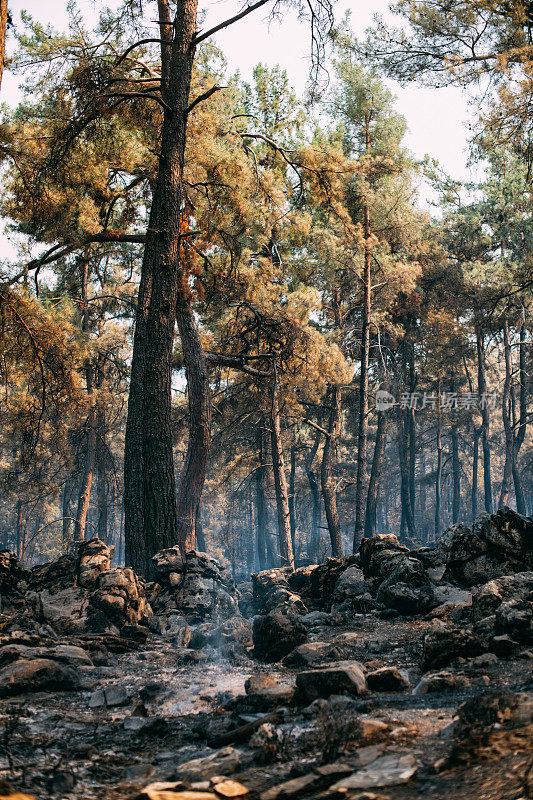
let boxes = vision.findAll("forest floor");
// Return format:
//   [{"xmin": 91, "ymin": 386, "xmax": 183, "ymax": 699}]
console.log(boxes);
[{"xmin": 1, "ymin": 611, "xmax": 531, "ymax": 800}]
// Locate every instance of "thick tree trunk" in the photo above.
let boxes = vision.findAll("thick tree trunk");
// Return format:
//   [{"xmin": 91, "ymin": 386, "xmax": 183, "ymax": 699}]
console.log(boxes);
[
  {"xmin": 364, "ymin": 407, "xmax": 388, "ymax": 537},
  {"xmin": 124, "ymin": 0, "xmax": 199, "ymax": 575},
  {"xmin": 476, "ymin": 329, "xmax": 493, "ymax": 513},
  {"xmin": 321, "ymin": 386, "xmax": 343, "ymax": 557},
  {"xmin": 270, "ymin": 385, "xmax": 295, "ymax": 570}
]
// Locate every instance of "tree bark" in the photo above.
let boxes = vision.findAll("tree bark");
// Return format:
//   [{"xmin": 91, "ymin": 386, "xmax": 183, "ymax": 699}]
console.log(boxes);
[
  {"xmin": 75, "ymin": 260, "xmax": 97, "ymax": 543},
  {"xmin": 124, "ymin": 0, "xmax": 199, "ymax": 575},
  {"xmin": 476, "ymin": 328, "xmax": 493, "ymax": 513},
  {"xmin": 499, "ymin": 318, "xmax": 513, "ymax": 508},
  {"xmin": 0, "ymin": 0, "xmax": 7, "ymax": 91},
  {"xmin": 270, "ymin": 384, "xmax": 295, "ymax": 570},
  {"xmin": 364, "ymin": 407, "xmax": 388, "ymax": 537},
  {"xmin": 353, "ymin": 124, "xmax": 372, "ymax": 551},
  {"xmin": 175, "ymin": 301, "xmax": 212, "ymax": 550},
  {"xmin": 15, "ymin": 500, "xmax": 24, "ymax": 561},
  {"xmin": 435, "ymin": 378, "xmax": 443, "ymax": 539},
  {"xmin": 321, "ymin": 386, "xmax": 343, "ymax": 557},
  {"xmin": 62, "ymin": 477, "xmax": 74, "ymax": 545},
  {"xmin": 195, "ymin": 504, "xmax": 207, "ymax": 551},
  {"xmin": 472, "ymin": 427, "xmax": 480, "ymax": 521},
  {"xmin": 254, "ymin": 424, "xmax": 269, "ymax": 570},
  {"xmin": 96, "ymin": 406, "xmax": 108, "ymax": 542},
  {"xmin": 512, "ymin": 305, "xmax": 527, "ymax": 514},
  {"xmin": 398, "ymin": 410, "xmax": 417, "ymax": 541},
  {"xmin": 289, "ymin": 446, "xmax": 297, "ymax": 559}
]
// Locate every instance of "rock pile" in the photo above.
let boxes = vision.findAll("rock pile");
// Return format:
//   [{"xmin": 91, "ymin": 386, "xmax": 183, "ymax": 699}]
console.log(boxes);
[{"xmin": 149, "ymin": 548, "xmax": 240, "ymax": 624}]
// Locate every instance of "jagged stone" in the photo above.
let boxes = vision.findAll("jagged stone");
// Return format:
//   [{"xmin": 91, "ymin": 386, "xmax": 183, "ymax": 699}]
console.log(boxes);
[
  {"xmin": 0, "ymin": 658, "xmax": 80, "ymax": 697},
  {"xmin": 76, "ymin": 539, "xmax": 114, "ymax": 588},
  {"xmin": 253, "ymin": 612, "xmax": 307, "ymax": 662},
  {"xmin": 443, "ymin": 508, "xmax": 533, "ymax": 586},
  {"xmin": 366, "ymin": 666, "xmax": 410, "ymax": 692},
  {"xmin": 422, "ymin": 626, "xmax": 488, "ymax": 669},
  {"xmin": 295, "ymin": 662, "xmax": 367, "ymax": 701}
]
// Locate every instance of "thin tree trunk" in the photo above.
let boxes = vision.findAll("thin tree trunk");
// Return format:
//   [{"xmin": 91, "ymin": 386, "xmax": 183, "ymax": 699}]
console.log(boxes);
[
  {"xmin": 289, "ymin": 446, "xmax": 297, "ymax": 559},
  {"xmin": 451, "ymin": 423, "xmax": 461, "ymax": 522},
  {"xmin": 499, "ymin": 318, "xmax": 513, "ymax": 508},
  {"xmin": 255, "ymin": 424, "xmax": 269, "ymax": 570},
  {"xmin": 75, "ymin": 260, "xmax": 97, "ymax": 543},
  {"xmin": 364, "ymin": 407, "xmax": 388, "ymax": 537},
  {"xmin": 15, "ymin": 500, "xmax": 24, "ymax": 561},
  {"xmin": 96, "ymin": 406, "xmax": 108, "ymax": 542},
  {"xmin": 0, "ymin": 0, "xmax": 7, "ymax": 91},
  {"xmin": 62, "ymin": 477, "xmax": 74, "ymax": 545},
  {"xmin": 321, "ymin": 386, "xmax": 343, "ymax": 557},
  {"xmin": 435, "ymin": 378, "xmax": 443, "ymax": 539},
  {"xmin": 306, "ymin": 412, "xmax": 323, "ymax": 562},
  {"xmin": 512, "ymin": 305, "xmax": 527, "ymax": 514},
  {"xmin": 270, "ymin": 385, "xmax": 295, "ymax": 569},
  {"xmin": 476, "ymin": 328, "xmax": 493, "ymax": 513},
  {"xmin": 408, "ymin": 350, "xmax": 416, "ymax": 525},
  {"xmin": 398, "ymin": 410, "xmax": 417, "ymax": 541},
  {"xmin": 195, "ymin": 504, "xmax": 207, "ymax": 551},
  {"xmin": 175, "ymin": 302, "xmax": 212, "ymax": 550},
  {"xmin": 75, "ymin": 393, "xmax": 97, "ymax": 542},
  {"xmin": 353, "ymin": 113, "xmax": 372, "ymax": 550},
  {"xmin": 307, "ymin": 467, "xmax": 321, "ymax": 561},
  {"xmin": 472, "ymin": 427, "xmax": 480, "ymax": 521},
  {"xmin": 247, "ymin": 481, "xmax": 255, "ymax": 573},
  {"xmin": 124, "ymin": 0, "xmax": 199, "ymax": 575}
]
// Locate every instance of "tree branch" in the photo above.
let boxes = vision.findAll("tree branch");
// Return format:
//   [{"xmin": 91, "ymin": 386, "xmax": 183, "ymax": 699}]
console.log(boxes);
[{"xmin": 193, "ymin": 0, "xmax": 272, "ymax": 47}]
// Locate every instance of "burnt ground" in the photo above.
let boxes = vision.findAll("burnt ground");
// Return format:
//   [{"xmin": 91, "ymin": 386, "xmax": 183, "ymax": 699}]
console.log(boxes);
[{"xmin": 0, "ymin": 613, "xmax": 531, "ymax": 800}]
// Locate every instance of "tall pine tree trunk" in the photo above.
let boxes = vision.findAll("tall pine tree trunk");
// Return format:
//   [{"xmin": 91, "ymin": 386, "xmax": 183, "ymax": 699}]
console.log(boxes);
[
  {"xmin": 255, "ymin": 424, "xmax": 269, "ymax": 570},
  {"xmin": 512, "ymin": 305, "xmax": 527, "ymax": 514},
  {"xmin": 270, "ymin": 385, "xmax": 295, "ymax": 569},
  {"xmin": 321, "ymin": 386, "xmax": 343, "ymax": 557},
  {"xmin": 124, "ymin": 0, "xmax": 199, "ymax": 574},
  {"xmin": 398, "ymin": 410, "xmax": 416, "ymax": 541},
  {"xmin": 499, "ymin": 318, "xmax": 513, "ymax": 508},
  {"xmin": 175, "ymin": 302, "xmax": 212, "ymax": 550},
  {"xmin": 435, "ymin": 378, "xmax": 443, "ymax": 539},
  {"xmin": 306, "ymin": 406, "xmax": 323, "ymax": 561},
  {"xmin": 97, "ymin": 405, "xmax": 108, "ymax": 542},
  {"xmin": 472, "ymin": 427, "xmax": 480, "ymax": 521},
  {"xmin": 476, "ymin": 328, "xmax": 493, "ymax": 513},
  {"xmin": 364, "ymin": 407, "xmax": 388, "ymax": 537},
  {"xmin": 353, "ymin": 112, "xmax": 372, "ymax": 551},
  {"xmin": 289, "ymin": 446, "xmax": 298, "ymax": 559}
]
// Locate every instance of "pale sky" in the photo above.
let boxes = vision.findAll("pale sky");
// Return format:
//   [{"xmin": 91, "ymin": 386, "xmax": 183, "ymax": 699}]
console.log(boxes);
[{"xmin": 2, "ymin": 0, "xmax": 480, "ymax": 202}]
